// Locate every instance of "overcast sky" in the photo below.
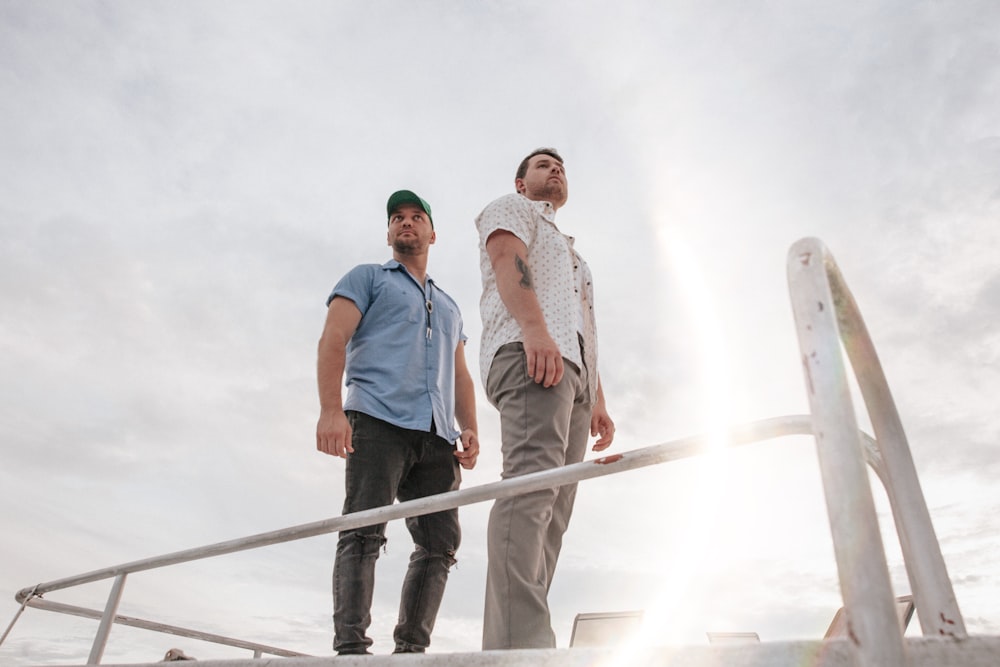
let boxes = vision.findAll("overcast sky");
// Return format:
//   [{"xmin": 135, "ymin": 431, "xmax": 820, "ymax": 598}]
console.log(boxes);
[{"xmin": 1, "ymin": 1, "xmax": 998, "ymax": 663}]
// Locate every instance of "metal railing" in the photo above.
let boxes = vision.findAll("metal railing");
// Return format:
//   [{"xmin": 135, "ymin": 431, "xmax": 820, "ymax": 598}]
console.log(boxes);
[
  {"xmin": 3, "ymin": 238, "xmax": 965, "ymax": 666},
  {"xmin": 787, "ymin": 237, "xmax": 965, "ymax": 667},
  {"xmin": 8, "ymin": 417, "xmax": 830, "ymax": 662}
]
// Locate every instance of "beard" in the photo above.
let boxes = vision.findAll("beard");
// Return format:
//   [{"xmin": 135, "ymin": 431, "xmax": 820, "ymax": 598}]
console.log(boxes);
[
  {"xmin": 530, "ymin": 181, "xmax": 567, "ymax": 205},
  {"xmin": 392, "ymin": 236, "xmax": 422, "ymax": 255}
]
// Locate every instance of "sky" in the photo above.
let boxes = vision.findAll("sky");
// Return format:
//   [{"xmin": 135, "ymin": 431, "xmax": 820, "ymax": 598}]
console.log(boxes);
[{"xmin": 1, "ymin": 0, "xmax": 998, "ymax": 663}]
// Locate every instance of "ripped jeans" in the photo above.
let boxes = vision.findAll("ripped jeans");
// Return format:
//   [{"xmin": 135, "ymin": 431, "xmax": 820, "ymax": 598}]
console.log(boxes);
[{"xmin": 333, "ymin": 411, "xmax": 461, "ymax": 655}]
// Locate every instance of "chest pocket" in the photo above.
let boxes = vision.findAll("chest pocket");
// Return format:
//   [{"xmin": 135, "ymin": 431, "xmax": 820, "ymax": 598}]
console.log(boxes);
[
  {"xmin": 435, "ymin": 300, "xmax": 462, "ymax": 341},
  {"xmin": 404, "ymin": 288, "xmax": 425, "ymax": 324},
  {"xmin": 371, "ymin": 283, "xmax": 422, "ymax": 324}
]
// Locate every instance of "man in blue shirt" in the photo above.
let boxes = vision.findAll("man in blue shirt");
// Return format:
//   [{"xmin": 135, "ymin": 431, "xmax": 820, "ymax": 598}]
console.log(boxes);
[{"xmin": 316, "ymin": 190, "xmax": 479, "ymax": 655}]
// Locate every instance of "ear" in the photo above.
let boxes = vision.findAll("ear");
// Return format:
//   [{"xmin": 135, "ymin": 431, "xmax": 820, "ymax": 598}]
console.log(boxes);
[
  {"xmin": 386, "ymin": 230, "xmax": 391, "ymax": 246},
  {"xmin": 429, "ymin": 229, "xmax": 437, "ymax": 245},
  {"xmin": 514, "ymin": 177, "xmax": 525, "ymax": 194}
]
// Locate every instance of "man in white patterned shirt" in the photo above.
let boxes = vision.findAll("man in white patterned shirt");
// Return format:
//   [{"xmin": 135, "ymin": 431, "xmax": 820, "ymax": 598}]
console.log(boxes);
[{"xmin": 476, "ymin": 147, "xmax": 615, "ymax": 650}]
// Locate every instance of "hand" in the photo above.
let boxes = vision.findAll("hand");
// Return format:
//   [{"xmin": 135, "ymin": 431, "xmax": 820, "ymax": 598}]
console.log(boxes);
[
  {"xmin": 317, "ymin": 410, "xmax": 353, "ymax": 458},
  {"xmin": 455, "ymin": 428, "xmax": 479, "ymax": 470},
  {"xmin": 522, "ymin": 328, "xmax": 564, "ymax": 387},
  {"xmin": 590, "ymin": 404, "xmax": 615, "ymax": 452}
]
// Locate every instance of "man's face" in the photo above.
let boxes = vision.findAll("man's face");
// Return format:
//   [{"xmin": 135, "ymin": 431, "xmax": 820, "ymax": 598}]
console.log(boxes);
[
  {"xmin": 515, "ymin": 154, "xmax": 568, "ymax": 208},
  {"xmin": 387, "ymin": 204, "xmax": 436, "ymax": 255}
]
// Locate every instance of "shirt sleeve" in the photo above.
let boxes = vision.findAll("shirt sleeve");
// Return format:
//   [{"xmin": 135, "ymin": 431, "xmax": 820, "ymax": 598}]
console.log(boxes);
[
  {"xmin": 327, "ymin": 265, "xmax": 375, "ymax": 313},
  {"xmin": 476, "ymin": 194, "xmax": 536, "ymax": 249}
]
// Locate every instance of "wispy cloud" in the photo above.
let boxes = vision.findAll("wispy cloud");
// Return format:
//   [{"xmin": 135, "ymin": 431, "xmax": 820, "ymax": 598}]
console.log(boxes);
[{"xmin": 2, "ymin": 1, "xmax": 998, "ymax": 662}]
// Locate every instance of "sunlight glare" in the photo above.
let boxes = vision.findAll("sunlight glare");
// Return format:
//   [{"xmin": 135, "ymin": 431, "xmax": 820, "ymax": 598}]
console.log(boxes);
[{"xmin": 631, "ymin": 224, "xmax": 740, "ymax": 648}]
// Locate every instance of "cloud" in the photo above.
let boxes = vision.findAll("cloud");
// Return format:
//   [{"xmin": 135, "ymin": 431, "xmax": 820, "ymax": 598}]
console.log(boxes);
[{"xmin": 3, "ymin": 1, "xmax": 999, "ymax": 663}]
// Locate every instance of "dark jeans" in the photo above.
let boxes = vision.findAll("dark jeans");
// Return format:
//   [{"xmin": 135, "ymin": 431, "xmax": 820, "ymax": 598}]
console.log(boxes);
[{"xmin": 333, "ymin": 411, "xmax": 461, "ymax": 655}]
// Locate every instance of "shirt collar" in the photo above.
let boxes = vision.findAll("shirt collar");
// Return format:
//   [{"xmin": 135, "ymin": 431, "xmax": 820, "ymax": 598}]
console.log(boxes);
[
  {"xmin": 381, "ymin": 258, "xmax": 435, "ymax": 288},
  {"xmin": 515, "ymin": 194, "xmax": 573, "ymax": 245},
  {"xmin": 516, "ymin": 193, "xmax": 558, "ymax": 224}
]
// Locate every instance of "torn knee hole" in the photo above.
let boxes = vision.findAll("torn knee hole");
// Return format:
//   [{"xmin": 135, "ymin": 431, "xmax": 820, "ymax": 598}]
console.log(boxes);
[{"xmin": 350, "ymin": 532, "xmax": 388, "ymax": 554}]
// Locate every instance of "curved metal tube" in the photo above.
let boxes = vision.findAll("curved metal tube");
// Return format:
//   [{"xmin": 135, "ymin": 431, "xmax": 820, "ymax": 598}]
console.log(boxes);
[
  {"xmin": 10, "ymin": 238, "xmax": 964, "ymax": 662},
  {"xmin": 788, "ymin": 238, "xmax": 966, "ymax": 667}
]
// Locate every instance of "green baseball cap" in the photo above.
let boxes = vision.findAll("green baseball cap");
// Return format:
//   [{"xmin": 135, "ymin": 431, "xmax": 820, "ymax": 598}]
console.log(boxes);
[{"xmin": 386, "ymin": 189, "xmax": 433, "ymax": 226}]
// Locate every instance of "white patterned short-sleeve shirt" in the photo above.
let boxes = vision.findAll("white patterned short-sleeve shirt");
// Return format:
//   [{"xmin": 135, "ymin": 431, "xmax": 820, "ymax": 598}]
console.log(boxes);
[{"xmin": 476, "ymin": 193, "xmax": 599, "ymax": 397}]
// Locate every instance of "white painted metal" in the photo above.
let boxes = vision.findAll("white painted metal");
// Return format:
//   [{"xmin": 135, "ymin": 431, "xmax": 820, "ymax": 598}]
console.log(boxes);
[
  {"xmin": 789, "ymin": 238, "xmax": 966, "ymax": 640},
  {"xmin": 20, "ymin": 597, "xmax": 307, "ymax": 658},
  {"xmin": 50, "ymin": 637, "xmax": 1000, "ymax": 667},
  {"xmin": 788, "ymin": 239, "xmax": 905, "ymax": 667},
  {"xmin": 87, "ymin": 573, "xmax": 126, "ymax": 665},
  {"xmin": 16, "ymin": 416, "xmax": 818, "ymax": 604},
  {"xmin": 805, "ymin": 238, "xmax": 966, "ymax": 639},
  {"xmin": 8, "ymin": 416, "xmax": 892, "ymax": 662},
  {"xmin": 0, "ymin": 584, "xmax": 36, "ymax": 648},
  {"xmin": 6, "ymin": 237, "xmax": 976, "ymax": 664}
]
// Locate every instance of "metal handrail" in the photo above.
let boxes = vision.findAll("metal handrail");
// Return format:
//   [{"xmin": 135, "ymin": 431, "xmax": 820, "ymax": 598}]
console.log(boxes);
[
  {"xmin": 12, "ymin": 416, "xmax": 830, "ymax": 661},
  {"xmin": 6, "ymin": 237, "xmax": 964, "ymax": 665},
  {"xmin": 6, "ymin": 415, "xmax": 890, "ymax": 662},
  {"xmin": 16, "ymin": 417, "xmax": 820, "ymax": 606},
  {"xmin": 787, "ymin": 238, "xmax": 966, "ymax": 667},
  {"xmin": 12, "ymin": 596, "xmax": 308, "ymax": 658}
]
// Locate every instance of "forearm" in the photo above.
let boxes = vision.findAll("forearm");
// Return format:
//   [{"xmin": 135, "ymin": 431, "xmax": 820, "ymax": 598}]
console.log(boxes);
[
  {"xmin": 454, "ymin": 371, "xmax": 477, "ymax": 435},
  {"xmin": 590, "ymin": 373, "xmax": 615, "ymax": 450},
  {"xmin": 316, "ymin": 333, "xmax": 348, "ymax": 413},
  {"xmin": 489, "ymin": 236, "xmax": 550, "ymax": 337},
  {"xmin": 486, "ymin": 230, "xmax": 563, "ymax": 386},
  {"xmin": 595, "ymin": 373, "xmax": 607, "ymax": 408},
  {"xmin": 316, "ymin": 297, "xmax": 363, "ymax": 457},
  {"xmin": 450, "ymin": 339, "xmax": 480, "ymax": 467}
]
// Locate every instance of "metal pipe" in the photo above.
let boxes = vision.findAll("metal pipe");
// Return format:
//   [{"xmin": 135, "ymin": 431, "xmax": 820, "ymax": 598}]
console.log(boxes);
[
  {"xmin": 6, "ymin": 237, "xmax": 967, "ymax": 664},
  {"xmin": 10, "ymin": 417, "xmax": 898, "ymax": 660},
  {"xmin": 18, "ymin": 416, "xmax": 817, "ymax": 605},
  {"xmin": 825, "ymin": 247, "xmax": 967, "ymax": 638},
  {"xmin": 12, "ymin": 416, "xmax": 894, "ymax": 661},
  {"xmin": 21, "ymin": 597, "xmax": 307, "ymax": 658},
  {"xmin": 0, "ymin": 585, "xmax": 38, "ymax": 648},
  {"xmin": 788, "ymin": 239, "xmax": 905, "ymax": 667},
  {"xmin": 87, "ymin": 573, "xmax": 127, "ymax": 665}
]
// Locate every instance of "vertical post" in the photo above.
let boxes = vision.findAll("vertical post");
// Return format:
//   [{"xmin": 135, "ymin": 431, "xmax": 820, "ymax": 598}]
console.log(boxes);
[
  {"xmin": 832, "ymin": 274, "xmax": 967, "ymax": 638},
  {"xmin": 253, "ymin": 649, "xmax": 263, "ymax": 658},
  {"xmin": 788, "ymin": 239, "xmax": 906, "ymax": 667},
  {"xmin": 0, "ymin": 585, "xmax": 38, "ymax": 648},
  {"xmin": 87, "ymin": 573, "xmax": 127, "ymax": 665}
]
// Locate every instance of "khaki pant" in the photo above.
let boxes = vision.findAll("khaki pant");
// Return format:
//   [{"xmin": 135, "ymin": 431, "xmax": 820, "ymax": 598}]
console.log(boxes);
[{"xmin": 482, "ymin": 343, "xmax": 595, "ymax": 649}]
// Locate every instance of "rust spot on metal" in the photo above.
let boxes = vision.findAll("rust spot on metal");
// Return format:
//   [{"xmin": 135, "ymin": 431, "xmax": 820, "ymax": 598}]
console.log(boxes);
[
  {"xmin": 594, "ymin": 454, "xmax": 623, "ymax": 465},
  {"xmin": 937, "ymin": 613, "xmax": 960, "ymax": 637},
  {"xmin": 798, "ymin": 251, "xmax": 813, "ymax": 266}
]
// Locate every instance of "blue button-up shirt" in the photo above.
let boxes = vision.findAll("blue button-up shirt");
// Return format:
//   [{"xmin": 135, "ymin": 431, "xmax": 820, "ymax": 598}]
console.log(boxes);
[{"xmin": 328, "ymin": 260, "xmax": 466, "ymax": 442}]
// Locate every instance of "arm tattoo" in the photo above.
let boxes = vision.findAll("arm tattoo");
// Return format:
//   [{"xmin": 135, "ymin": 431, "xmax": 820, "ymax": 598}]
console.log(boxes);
[{"xmin": 514, "ymin": 254, "xmax": 534, "ymax": 290}]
